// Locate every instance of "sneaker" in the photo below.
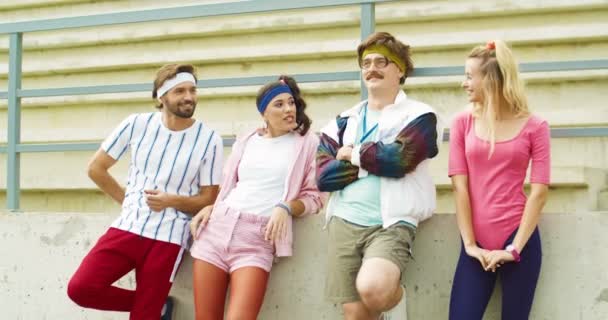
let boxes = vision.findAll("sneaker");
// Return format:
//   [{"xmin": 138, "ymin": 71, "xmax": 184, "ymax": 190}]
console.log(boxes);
[
  {"xmin": 160, "ymin": 296, "xmax": 175, "ymax": 320},
  {"xmin": 382, "ymin": 285, "xmax": 407, "ymax": 320}
]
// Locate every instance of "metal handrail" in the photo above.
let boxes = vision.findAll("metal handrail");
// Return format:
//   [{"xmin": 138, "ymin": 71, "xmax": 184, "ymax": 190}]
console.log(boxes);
[{"xmin": 0, "ymin": 0, "xmax": 385, "ymax": 210}]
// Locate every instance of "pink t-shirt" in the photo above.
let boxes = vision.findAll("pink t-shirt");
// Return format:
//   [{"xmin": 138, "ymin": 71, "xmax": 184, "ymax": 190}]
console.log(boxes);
[{"xmin": 448, "ymin": 111, "xmax": 551, "ymax": 250}]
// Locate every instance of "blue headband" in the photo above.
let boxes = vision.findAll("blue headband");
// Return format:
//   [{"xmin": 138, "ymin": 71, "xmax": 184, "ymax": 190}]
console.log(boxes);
[{"xmin": 258, "ymin": 84, "xmax": 293, "ymax": 113}]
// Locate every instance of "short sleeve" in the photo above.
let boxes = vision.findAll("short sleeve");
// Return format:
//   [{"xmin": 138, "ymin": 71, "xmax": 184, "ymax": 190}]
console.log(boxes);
[
  {"xmin": 101, "ymin": 114, "xmax": 137, "ymax": 160},
  {"xmin": 529, "ymin": 120, "xmax": 551, "ymax": 185},
  {"xmin": 448, "ymin": 113, "xmax": 469, "ymax": 177},
  {"xmin": 198, "ymin": 131, "xmax": 224, "ymax": 186}
]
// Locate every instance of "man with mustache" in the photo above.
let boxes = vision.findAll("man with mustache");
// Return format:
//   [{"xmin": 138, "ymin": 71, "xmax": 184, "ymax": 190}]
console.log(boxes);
[
  {"xmin": 317, "ymin": 32, "xmax": 441, "ymax": 320},
  {"xmin": 67, "ymin": 64, "xmax": 222, "ymax": 320}
]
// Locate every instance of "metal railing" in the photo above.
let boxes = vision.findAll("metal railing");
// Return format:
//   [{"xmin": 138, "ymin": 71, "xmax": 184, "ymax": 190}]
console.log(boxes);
[{"xmin": 1, "ymin": 0, "xmax": 608, "ymax": 210}]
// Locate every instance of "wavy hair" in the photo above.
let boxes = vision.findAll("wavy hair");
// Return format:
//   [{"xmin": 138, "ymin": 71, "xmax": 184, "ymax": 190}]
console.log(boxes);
[{"xmin": 256, "ymin": 75, "xmax": 312, "ymax": 136}]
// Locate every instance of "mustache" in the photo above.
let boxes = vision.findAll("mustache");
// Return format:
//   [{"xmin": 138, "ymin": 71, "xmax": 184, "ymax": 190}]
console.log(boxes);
[
  {"xmin": 366, "ymin": 71, "xmax": 384, "ymax": 80},
  {"xmin": 178, "ymin": 100, "xmax": 196, "ymax": 107}
]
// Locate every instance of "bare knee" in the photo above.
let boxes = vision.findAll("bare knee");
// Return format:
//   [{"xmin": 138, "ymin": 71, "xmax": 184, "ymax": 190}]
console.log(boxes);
[
  {"xmin": 357, "ymin": 280, "xmax": 395, "ymax": 311},
  {"xmin": 226, "ymin": 313, "xmax": 257, "ymax": 320},
  {"xmin": 343, "ymin": 302, "xmax": 377, "ymax": 320},
  {"xmin": 356, "ymin": 258, "xmax": 402, "ymax": 312},
  {"xmin": 226, "ymin": 306, "xmax": 259, "ymax": 320}
]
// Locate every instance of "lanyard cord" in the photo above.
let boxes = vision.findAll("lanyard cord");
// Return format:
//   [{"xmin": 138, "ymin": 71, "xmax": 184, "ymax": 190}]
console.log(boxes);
[{"xmin": 360, "ymin": 103, "xmax": 379, "ymax": 143}]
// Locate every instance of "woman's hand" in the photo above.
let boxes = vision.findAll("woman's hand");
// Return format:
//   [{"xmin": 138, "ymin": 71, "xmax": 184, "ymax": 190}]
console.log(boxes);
[
  {"xmin": 464, "ymin": 244, "xmax": 490, "ymax": 270},
  {"xmin": 264, "ymin": 205, "xmax": 290, "ymax": 243},
  {"xmin": 484, "ymin": 250, "xmax": 515, "ymax": 272},
  {"xmin": 189, "ymin": 205, "xmax": 213, "ymax": 239}
]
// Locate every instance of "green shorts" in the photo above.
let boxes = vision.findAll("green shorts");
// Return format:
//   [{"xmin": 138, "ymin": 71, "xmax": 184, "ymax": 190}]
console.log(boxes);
[{"xmin": 325, "ymin": 216, "xmax": 415, "ymax": 303}]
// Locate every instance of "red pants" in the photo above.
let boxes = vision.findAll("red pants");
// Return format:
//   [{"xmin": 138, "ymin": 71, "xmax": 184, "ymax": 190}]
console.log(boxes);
[{"xmin": 67, "ymin": 227, "xmax": 183, "ymax": 320}]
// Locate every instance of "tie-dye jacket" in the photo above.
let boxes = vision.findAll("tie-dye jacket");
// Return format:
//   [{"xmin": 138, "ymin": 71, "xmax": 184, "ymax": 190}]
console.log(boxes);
[{"xmin": 316, "ymin": 90, "xmax": 441, "ymax": 228}]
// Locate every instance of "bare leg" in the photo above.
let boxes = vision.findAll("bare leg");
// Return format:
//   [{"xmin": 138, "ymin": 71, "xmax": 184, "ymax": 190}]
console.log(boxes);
[
  {"xmin": 192, "ymin": 259, "xmax": 230, "ymax": 320},
  {"xmin": 225, "ymin": 267, "xmax": 270, "ymax": 320}
]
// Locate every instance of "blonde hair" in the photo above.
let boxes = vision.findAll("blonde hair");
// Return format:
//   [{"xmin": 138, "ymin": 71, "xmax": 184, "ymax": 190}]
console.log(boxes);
[{"xmin": 468, "ymin": 40, "xmax": 529, "ymax": 156}]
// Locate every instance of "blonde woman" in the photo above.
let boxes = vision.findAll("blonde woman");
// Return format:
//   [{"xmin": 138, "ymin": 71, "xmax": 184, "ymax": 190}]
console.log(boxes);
[{"xmin": 448, "ymin": 40, "xmax": 550, "ymax": 319}]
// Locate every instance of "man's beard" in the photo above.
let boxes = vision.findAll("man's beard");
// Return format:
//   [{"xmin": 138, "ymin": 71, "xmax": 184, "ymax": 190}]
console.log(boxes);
[{"xmin": 168, "ymin": 102, "xmax": 196, "ymax": 118}]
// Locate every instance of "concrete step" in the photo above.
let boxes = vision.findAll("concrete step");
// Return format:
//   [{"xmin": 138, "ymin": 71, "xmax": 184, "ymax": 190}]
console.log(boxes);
[
  {"xmin": 2, "ymin": 138, "xmax": 607, "ymax": 188},
  {"xmin": 1, "ymin": 1, "xmax": 607, "ymax": 76},
  {"xmin": 2, "ymin": 0, "xmax": 607, "ymax": 51},
  {"xmin": 1, "ymin": 73, "xmax": 608, "ymax": 144},
  {"xmin": 1, "ymin": 166, "xmax": 604, "ymax": 214},
  {"xmin": 0, "ymin": 144, "xmax": 599, "ymax": 189}
]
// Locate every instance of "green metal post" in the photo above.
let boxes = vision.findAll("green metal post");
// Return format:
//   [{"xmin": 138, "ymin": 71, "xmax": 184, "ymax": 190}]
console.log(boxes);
[
  {"xmin": 360, "ymin": 3, "xmax": 375, "ymax": 100},
  {"xmin": 7, "ymin": 33, "xmax": 22, "ymax": 211}
]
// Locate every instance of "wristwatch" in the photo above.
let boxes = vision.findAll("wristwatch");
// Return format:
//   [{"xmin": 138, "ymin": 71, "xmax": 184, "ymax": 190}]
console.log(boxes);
[{"xmin": 505, "ymin": 244, "xmax": 521, "ymax": 263}]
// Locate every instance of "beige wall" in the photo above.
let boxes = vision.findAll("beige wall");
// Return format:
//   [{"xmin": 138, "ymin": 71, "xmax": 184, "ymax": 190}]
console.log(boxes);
[{"xmin": 1, "ymin": 211, "xmax": 608, "ymax": 319}]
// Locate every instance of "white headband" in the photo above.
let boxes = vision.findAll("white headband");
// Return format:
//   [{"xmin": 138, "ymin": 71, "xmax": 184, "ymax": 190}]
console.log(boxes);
[{"xmin": 157, "ymin": 72, "xmax": 197, "ymax": 97}]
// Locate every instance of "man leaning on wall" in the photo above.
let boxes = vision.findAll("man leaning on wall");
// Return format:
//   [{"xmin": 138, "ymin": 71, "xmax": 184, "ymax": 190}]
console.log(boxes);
[
  {"xmin": 316, "ymin": 31, "xmax": 442, "ymax": 320},
  {"xmin": 66, "ymin": 63, "xmax": 223, "ymax": 320}
]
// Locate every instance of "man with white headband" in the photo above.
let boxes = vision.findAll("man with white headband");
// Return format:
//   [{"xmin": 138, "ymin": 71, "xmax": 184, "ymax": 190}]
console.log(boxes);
[
  {"xmin": 317, "ymin": 32, "xmax": 442, "ymax": 320},
  {"xmin": 67, "ymin": 63, "xmax": 223, "ymax": 320}
]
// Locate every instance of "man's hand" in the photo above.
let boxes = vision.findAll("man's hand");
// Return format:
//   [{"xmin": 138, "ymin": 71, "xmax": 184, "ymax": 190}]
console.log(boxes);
[
  {"xmin": 145, "ymin": 189, "xmax": 174, "ymax": 212},
  {"xmin": 336, "ymin": 145, "xmax": 354, "ymax": 162}
]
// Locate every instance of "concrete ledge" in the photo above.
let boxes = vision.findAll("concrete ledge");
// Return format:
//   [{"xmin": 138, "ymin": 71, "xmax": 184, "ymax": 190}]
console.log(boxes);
[
  {"xmin": 0, "ymin": 160, "xmax": 593, "ymax": 191},
  {"xmin": 0, "ymin": 0, "xmax": 89, "ymax": 11},
  {"xmin": 1, "ymin": 211, "xmax": 607, "ymax": 319},
  {"xmin": 2, "ymin": 70, "xmax": 608, "ymax": 109},
  {"xmin": 2, "ymin": 28, "xmax": 606, "ymax": 76},
  {"xmin": 1, "ymin": 0, "xmax": 606, "ymax": 51}
]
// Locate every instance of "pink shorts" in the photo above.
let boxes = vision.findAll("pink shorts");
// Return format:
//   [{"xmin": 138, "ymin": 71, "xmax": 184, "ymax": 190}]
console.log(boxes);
[{"xmin": 190, "ymin": 202, "xmax": 275, "ymax": 273}]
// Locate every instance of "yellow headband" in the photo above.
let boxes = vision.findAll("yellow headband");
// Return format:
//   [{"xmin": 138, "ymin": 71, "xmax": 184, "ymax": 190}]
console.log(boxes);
[{"xmin": 361, "ymin": 45, "xmax": 406, "ymax": 72}]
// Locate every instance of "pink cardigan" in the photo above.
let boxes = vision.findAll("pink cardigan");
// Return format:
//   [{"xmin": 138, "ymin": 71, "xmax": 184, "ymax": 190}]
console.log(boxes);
[{"xmin": 215, "ymin": 130, "xmax": 324, "ymax": 257}]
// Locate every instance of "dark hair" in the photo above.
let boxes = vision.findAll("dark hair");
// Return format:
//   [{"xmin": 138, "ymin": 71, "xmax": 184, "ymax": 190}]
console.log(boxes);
[
  {"xmin": 357, "ymin": 32, "xmax": 414, "ymax": 84},
  {"xmin": 256, "ymin": 75, "xmax": 312, "ymax": 136},
  {"xmin": 152, "ymin": 63, "xmax": 198, "ymax": 109}
]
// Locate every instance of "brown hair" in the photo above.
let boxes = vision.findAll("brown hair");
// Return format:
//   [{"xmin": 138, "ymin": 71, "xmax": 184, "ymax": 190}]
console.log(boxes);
[
  {"xmin": 357, "ymin": 32, "xmax": 414, "ymax": 84},
  {"xmin": 256, "ymin": 75, "xmax": 312, "ymax": 136},
  {"xmin": 152, "ymin": 63, "xmax": 198, "ymax": 109}
]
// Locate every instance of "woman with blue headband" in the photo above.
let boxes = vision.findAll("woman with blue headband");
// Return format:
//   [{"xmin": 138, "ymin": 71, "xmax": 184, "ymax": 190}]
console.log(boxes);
[{"xmin": 188, "ymin": 75, "xmax": 323, "ymax": 320}]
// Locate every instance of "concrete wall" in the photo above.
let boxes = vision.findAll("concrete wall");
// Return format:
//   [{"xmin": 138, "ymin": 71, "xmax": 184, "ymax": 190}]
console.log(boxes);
[{"xmin": 1, "ymin": 211, "xmax": 607, "ymax": 319}]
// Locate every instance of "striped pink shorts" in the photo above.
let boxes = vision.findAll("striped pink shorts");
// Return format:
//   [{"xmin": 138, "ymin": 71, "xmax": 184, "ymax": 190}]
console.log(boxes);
[{"xmin": 190, "ymin": 202, "xmax": 275, "ymax": 273}]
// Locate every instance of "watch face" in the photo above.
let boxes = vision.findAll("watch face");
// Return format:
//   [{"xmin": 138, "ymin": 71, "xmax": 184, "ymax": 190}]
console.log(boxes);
[{"xmin": 506, "ymin": 245, "xmax": 521, "ymax": 262}]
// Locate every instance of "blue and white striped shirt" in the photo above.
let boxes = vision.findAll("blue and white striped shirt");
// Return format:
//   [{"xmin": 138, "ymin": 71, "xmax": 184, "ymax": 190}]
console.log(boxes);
[{"xmin": 101, "ymin": 112, "xmax": 223, "ymax": 248}]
